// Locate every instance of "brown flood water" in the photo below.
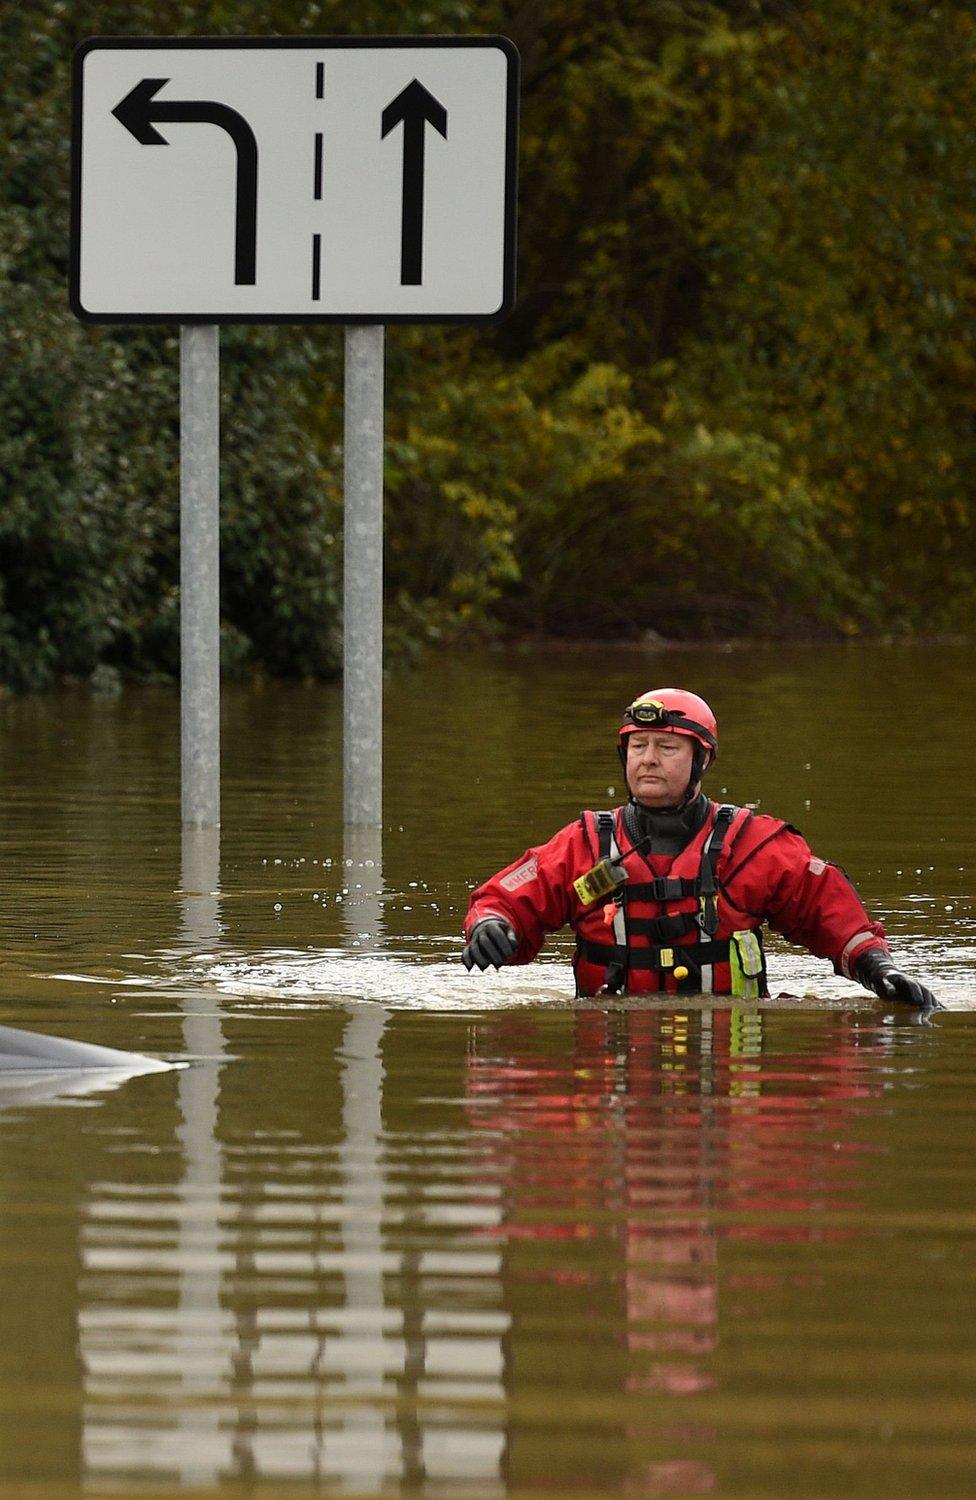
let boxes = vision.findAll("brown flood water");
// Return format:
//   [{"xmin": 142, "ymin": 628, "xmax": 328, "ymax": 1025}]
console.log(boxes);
[{"xmin": 0, "ymin": 642, "xmax": 974, "ymax": 1497}]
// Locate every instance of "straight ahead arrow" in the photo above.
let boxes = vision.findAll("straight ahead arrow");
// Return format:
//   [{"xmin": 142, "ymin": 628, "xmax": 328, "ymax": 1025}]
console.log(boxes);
[
  {"xmin": 113, "ymin": 78, "xmax": 259, "ymax": 286},
  {"xmin": 381, "ymin": 79, "xmax": 448, "ymax": 287}
]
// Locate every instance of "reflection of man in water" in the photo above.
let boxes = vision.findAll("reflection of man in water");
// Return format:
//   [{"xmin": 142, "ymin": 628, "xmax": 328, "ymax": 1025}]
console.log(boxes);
[
  {"xmin": 462, "ymin": 689, "xmax": 937, "ymax": 1008},
  {"xmin": 464, "ymin": 1007, "xmax": 881, "ymax": 1495}
]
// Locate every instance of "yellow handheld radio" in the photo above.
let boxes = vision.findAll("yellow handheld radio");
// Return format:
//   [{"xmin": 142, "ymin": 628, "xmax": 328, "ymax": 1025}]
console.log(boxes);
[{"xmin": 573, "ymin": 857, "xmax": 628, "ymax": 907}]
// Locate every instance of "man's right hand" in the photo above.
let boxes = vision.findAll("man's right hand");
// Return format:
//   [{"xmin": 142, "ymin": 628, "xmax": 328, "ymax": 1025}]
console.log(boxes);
[{"xmin": 462, "ymin": 919, "xmax": 519, "ymax": 971}]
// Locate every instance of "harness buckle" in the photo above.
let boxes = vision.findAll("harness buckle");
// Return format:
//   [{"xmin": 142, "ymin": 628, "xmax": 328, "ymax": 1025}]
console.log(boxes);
[{"xmin": 698, "ymin": 894, "xmax": 719, "ymax": 937}]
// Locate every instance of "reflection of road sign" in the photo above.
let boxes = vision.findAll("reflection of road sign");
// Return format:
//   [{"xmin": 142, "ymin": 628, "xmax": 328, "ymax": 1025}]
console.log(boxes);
[{"xmin": 71, "ymin": 36, "xmax": 519, "ymax": 324}]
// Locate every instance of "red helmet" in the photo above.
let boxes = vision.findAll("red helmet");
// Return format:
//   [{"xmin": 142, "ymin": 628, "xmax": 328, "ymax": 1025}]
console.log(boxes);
[{"xmin": 619, "ymin": 689, "xmax": 717, "ymax": 765}]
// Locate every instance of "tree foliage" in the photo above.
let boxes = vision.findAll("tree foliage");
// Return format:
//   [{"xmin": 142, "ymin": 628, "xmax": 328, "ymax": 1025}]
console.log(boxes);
[
  {"xmin": 463, "ymin": 0, "xmax": 976, "ymax": 637},
  {"xmin": 0, "ymin": 0, "xmax": 972, "ymax": 686}
]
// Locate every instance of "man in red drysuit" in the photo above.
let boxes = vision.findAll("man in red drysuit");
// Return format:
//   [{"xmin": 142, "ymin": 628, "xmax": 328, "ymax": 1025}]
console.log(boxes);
[{"xmin": 462, "ymin": 688, "xmax": 937, "ymax": 1008}]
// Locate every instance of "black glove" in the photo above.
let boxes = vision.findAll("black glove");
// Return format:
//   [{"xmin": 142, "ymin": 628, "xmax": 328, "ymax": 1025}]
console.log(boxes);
[
  {"xmin": 462, "ymin": 918, "xmax": 518, "ymax": 971},
  {"xmin": 854, "ymin": 949, "xmax": 940, "ymax": 1011}
]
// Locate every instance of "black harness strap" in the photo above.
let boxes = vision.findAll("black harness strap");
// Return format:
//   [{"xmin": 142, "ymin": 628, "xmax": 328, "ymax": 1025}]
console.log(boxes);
[
  {"xmin": 626, "ymin": 912, "xmax": 701, "ymax": 943},
  {"xmin": 595, "ymin": 811, "xmax": 615, "ymax": 857},
  {"xmin": 626, "ymin": 875, "xmax": 700, "ymax": 901},
  {"xmin": 697, "ymin": 803, "xmax": 736, "ymax": 937},
  {"xmin": 579, "ymin": 937, "xmax": 735, "ymax": 971},
  {"xmin": 594, "ymin": 811, "xmax": 628, "ymax": 994}
]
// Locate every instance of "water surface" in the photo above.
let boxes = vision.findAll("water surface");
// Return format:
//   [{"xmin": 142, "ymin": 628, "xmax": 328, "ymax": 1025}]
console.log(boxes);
[{"xmin": 0, "ymin": 643, "xmax": 974, "ymax": 1497}]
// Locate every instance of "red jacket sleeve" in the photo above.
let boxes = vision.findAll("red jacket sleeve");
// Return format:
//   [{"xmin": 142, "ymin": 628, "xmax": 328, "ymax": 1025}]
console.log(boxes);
[
  {"xmin": 723, "ymin": 821, "xmax": 889, "ymax": 977},
  {"xmin": 464, "ymin": 819, "xmax": 591, "ymax": 965}
]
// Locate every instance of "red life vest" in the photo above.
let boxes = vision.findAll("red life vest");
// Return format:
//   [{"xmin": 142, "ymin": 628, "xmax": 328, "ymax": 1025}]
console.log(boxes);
[{"xmin": 572, "ymin": 803, "xmax": 771, "ymax": 997}]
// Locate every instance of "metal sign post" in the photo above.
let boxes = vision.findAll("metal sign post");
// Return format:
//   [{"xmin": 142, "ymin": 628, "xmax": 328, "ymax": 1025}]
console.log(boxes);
[
  {"xmin": 71, "ymin": 37, "xmax": 518, "ymax": 829},
  {"xmin": 343, "ymin": 325, "xmax": 385, "ymax": 828},
  {"xmin": 180, "ymin": 324, "xmax": 221, "ymax": 829}
]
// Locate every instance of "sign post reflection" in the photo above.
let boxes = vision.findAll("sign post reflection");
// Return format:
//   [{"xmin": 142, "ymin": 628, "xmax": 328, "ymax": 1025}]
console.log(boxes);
[
  {"xmin": 330, "ymin": 826, "xmax": 395, "ymax": 1482},
  {"xmin": 175, "ymin": 826, "xmax": 229, "ymax": 1487}
]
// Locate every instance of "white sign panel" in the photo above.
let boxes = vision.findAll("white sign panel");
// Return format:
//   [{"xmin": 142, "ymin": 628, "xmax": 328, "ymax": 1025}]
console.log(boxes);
[{"xmin": 71, "ymin": 37, "xmax": 518, "ymax": 323}]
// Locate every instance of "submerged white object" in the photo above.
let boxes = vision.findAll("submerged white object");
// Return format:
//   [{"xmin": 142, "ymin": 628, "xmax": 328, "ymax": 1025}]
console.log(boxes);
[{"xmin": 0, "ymin": 1023, "xmax": 173, "ymax": 1074}]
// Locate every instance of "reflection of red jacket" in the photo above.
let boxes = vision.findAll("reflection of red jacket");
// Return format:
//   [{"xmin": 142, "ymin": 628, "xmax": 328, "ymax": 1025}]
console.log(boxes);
[{"xmin": 465, "ymin": 800, "xmax": 887, "ymax": 996}]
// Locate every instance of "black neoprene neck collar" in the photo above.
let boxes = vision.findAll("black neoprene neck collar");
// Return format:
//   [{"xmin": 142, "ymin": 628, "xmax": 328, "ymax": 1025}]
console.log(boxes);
[{"xmin": 624, "ymin": 791, "xmax": 710, "ymax": 851}]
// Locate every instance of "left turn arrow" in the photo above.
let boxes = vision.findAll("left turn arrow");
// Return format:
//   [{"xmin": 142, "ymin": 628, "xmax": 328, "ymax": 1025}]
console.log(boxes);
[{"xmin": 112, "ymin": 78, "xmax": 259, "ymax": 286}]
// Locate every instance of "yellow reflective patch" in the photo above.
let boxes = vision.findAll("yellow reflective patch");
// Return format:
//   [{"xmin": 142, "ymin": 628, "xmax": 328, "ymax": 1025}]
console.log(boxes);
[{"xmin": 730, "ymin": 930, "xmax": 763, "ymax": 999}]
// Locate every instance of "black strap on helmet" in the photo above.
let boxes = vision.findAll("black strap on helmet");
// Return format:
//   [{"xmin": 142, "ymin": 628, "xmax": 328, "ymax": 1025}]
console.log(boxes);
[{"xmin": 621, "ymin": 701, "xmax": 717, "ymax": 752}]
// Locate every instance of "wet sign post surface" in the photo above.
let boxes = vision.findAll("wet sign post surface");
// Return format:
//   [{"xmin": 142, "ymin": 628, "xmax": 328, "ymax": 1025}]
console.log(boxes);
[{"xmin": 70, "ymin": 37, "xmax": 519, "ymax": 826}]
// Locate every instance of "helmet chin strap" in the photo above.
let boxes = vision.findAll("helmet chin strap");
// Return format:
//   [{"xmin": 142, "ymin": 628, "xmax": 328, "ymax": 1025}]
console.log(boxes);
[{"xmin": 686, "ymin": 742, "xmax": 707, "ymax": 802}]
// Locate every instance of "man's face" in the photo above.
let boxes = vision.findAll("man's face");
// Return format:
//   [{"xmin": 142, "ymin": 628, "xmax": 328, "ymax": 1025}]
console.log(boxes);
[{"xmin": 625, "ymin": 731, "xmax": 695, "ymax": 808}]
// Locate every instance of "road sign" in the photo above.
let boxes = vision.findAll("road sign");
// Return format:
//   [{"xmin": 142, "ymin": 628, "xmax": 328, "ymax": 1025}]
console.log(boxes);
[{"xmin": 71, "ymin": 36, "xmax": 518, "ymax": 324}]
